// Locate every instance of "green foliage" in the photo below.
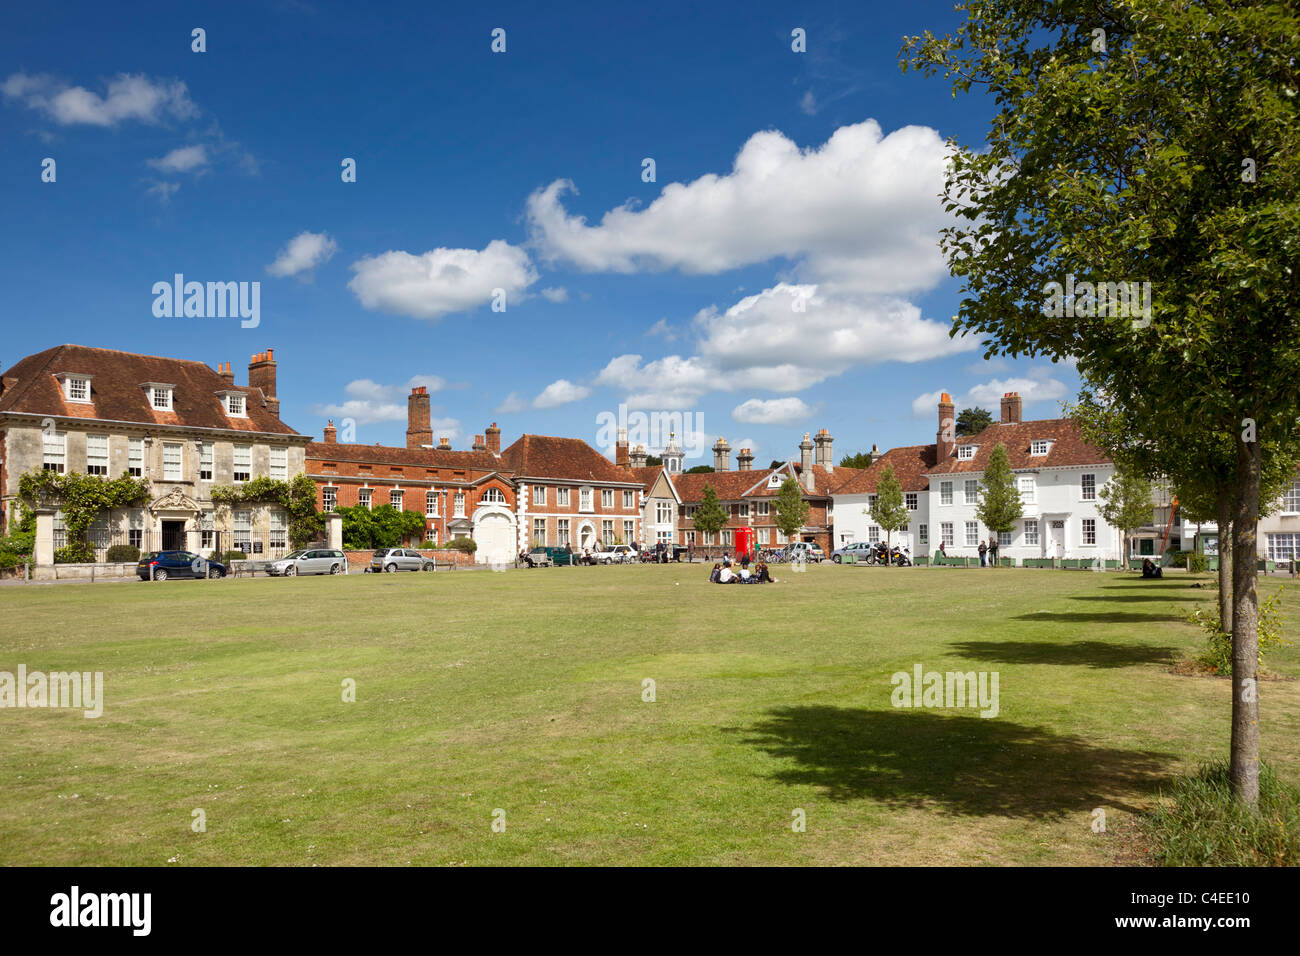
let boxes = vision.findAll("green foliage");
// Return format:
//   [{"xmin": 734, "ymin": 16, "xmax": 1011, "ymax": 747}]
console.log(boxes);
[
  {"xmin": 0, "ymin": 507, "xmax": 35, "ymax": 569},
  {"xmin": 211, "ymin": 474, "xmax": 322, "ymax": 547},
  {"xmin": 1187, "ymin": 553, "xmax": 1209, "ymax": 574},
  {"xmin": 839, "ymin": 452, "xmax": 874, "ymax": 469},
  {"xmin": 868, "ymin": 466, "xmax": 909, "ymax": 546},
  {"xmin": 54, "ymin": 542, "xmax": 95, "ymax": 564},
  {"xmin": 772, "ymin": 478, "xmax": 810, "ymax": 541},
  {"xmin": 645, "ymin": 455, "xmax": 663, "ymax": 467},
  {"xmin": 975, "ymin": 444, "xmax": 1023, "ymax": 535},
  {"xmin": 1097, "ymin": 465, "xmax": 1155, "ymax": 561},
  {"xmin": 684, "ymin": 464, "xmax": 714, "ymax": 474},
  {"xmin": 1189, "ymin": 589, "xmax": 1290, "ymax": 674},
  {"xmin": 105, "ymin": 544, "xmax": 140, "ymax": 563},
  {"xmin": 216, "ymin": 550, "xmax": 247, "ymax": 564},
  {"xmin": 336, "ymin": 504, "xmax": 426, "ymax": 550},
  {"xmin": 691, "ymin": 484, "xmax": 729, "ymax": 538},
  {"xmin": 956, "ymin": 407, "xmax": 993, "ymax": 436},
  {"xmin": 17, "ymin": 470, "xmax": 149, "ymax": 546},
  {"xmin": 442, "ymin": 537, "xmax": 477, "ymax": 553},
  {"xmin": 420, "ymin": 539, "xmax": 438, "ymax": 549},
  {"xmin": 1142, "ymin": 761, "xmax": 1300, "ymax": 866}
]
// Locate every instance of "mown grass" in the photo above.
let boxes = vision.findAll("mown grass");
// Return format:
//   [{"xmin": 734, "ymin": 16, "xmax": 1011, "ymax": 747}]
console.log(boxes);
[{"xmin": 1, "ymin": 564, "xmax": 1298, "ymax": 866}]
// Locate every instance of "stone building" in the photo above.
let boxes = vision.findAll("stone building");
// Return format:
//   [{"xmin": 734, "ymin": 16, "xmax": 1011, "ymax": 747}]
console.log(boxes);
[{"xmin": 0, "ymin": 345, "xmax": 309, "ymax": 565}]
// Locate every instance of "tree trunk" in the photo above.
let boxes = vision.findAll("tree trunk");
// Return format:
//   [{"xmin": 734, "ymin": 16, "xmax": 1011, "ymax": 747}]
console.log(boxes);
[
  {"xmin": 1216, "ymin": 490, "xmax": 1233, "ymax": 635},
  {"xmin": 1230, "ymin": 436, "xmax": 1261, "ymax": 808}
]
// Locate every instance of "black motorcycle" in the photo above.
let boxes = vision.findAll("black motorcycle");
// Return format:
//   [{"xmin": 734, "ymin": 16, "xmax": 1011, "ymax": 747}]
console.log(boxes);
[{"xmin": 891, "ymin": 545, "xmax": 913, "ymax": 567}]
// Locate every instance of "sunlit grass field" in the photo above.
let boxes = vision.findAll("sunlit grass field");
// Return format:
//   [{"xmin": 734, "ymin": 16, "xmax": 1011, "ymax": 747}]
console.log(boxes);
[{"xmin": 2, "ymin": 564, "xmax": 1298, "ymax": 866}]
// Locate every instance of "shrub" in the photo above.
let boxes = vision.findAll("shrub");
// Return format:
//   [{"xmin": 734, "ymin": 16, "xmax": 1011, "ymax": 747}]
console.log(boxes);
[
  {"xmin": 1188, "ymin": 588, "xmax": 1290, "ymax": 673},
  {"xmin": 54, "ymin": 542, "xmax": 95, "ymax": 564},
  {"xmin": 106, "ymin": 544, "xmax": 140, "ymax": 563},
  {"xmin": 221, "ymin": 550, "xmax": 249, "ymax": 564},
  {"xmin": 1187, "ymin": 552, "xmax": 1208, "ymax": 573},
  {"xmin": 1142, "ymin": 761, "xmax": 1300, "ymax": 866},
  {"xmin": 420, "ymin": 539, "xmax": 438, "ymax": 549},
  {"xmin": 441, "ymin": 537, "xmax": 477, "ymax": 553}
]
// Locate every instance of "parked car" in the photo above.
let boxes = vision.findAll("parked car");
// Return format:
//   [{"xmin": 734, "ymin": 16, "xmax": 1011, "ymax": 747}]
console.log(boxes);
[
  {"xmin": 527, "ymin": 546, "xmax": 574, "ymax": 567},
  {"xmin": 369, "ymin": 547, "xmax": 434, "ymax": 572},
  {"xmin": 137, "ymin": 551, "xmax": 227, "ymax": 581},
  {"xmin": 831, "ymin": 542, "xmax": 873, "ymax": 564},
  {"xmin": 268, "ymin": 549, "xmax": 347, "ymax": 576},
  {"xmin": 592, "ymin": 544, "xmax": 636, "ymax": 565},
  {"xmin": 785, "ymin": 541, "xmax": 825, "ymax": 563}
]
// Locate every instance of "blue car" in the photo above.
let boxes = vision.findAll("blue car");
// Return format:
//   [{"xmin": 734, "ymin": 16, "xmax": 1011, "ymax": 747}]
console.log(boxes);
[{"xmin": 137, "ymin": 550, "xmax": 227, "ymax": 581}]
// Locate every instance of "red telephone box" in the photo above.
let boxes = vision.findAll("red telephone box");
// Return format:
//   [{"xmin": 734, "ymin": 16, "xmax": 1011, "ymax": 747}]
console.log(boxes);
[{"xmin": 734, "ymin": 527, "xmax": 756, "ymax": 561}]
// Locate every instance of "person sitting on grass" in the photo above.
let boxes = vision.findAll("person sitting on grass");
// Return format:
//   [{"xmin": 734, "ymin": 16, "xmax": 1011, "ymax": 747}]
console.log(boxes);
[
  {"xmin": 717, "ymin": 565, "xmax": 737, "ymax": 583},
  {"xmin": 754, "ymin": 561, "xmax": 776, "ymax": 583},
  {"xmin": 1142, "ymin": 557, "xmax": 1163, "ymax": 579},
  {"xmin": 709, "ymin": 562, "xmax": 722, "ymax": 583}
]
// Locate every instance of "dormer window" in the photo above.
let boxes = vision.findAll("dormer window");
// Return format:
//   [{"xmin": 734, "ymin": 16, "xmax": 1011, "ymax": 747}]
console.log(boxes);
[
  {"xmin": 59, "ymin": 374, "xmax": 92, "ymax": 403},
  {"xmin": 143, "ymin": 382, "xmax": 175, "ymax": 411},
  {"xmin": 957, "ymin": 445, "xmax": 977, "ymax": 461},
  {"xmin": 217, "ymin": 390, "xmax": 246, "ymax": 417},
  {"xmin": 1030, "ymin": 440, "xmax": 1052, "ymax": 456},
  {"xmin": 768, "ymin": 473, "xmax": 783, "ymax": 489}
]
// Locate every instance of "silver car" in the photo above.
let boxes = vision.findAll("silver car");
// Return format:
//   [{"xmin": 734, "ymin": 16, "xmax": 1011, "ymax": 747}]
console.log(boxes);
[
  {"xmin": 370, "ymin": 547, "xmax": 433, "ymax": 572},
  {"xmin": 831, "ymin": 542, "xmax": 872, "ymax": 564},
  {"xmin": 268, "ymin": 548, "xmax": 347, "ymax": 576}
]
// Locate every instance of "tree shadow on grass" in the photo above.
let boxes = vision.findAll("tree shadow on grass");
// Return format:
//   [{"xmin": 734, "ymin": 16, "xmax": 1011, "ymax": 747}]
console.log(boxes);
[
  {"xmin": 729, "ymin": 706, "xmax": 1172, "ymax": 818},
  {"xmin": 1070, "ymin": 594, "xmax": 1184, "ymax": 603},
  {"xmin": 1012, "ymin": 610, "xmax": 1183, "ymax": 624},
  {"xmin": 948, "ymin": 640, "xmax": 1180, "ymax": 669}
]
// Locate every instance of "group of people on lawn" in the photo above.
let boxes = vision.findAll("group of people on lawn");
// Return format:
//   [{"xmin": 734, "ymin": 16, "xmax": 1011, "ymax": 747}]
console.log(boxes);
[
  {"xmin": 709, "ymin": 552, "xmax": 776, "ymax": 584},
  {"xmin": 936, "ymin": 539, "xmax": 1001, "ymax": 565}
]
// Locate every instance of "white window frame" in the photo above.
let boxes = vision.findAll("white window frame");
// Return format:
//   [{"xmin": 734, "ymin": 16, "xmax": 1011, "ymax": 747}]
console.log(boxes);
[
  {"xmin": 1082, "ymin": 518, "xmax": 1097, "ymax": 546},
  {"xmin": 323, "ymin": 487, "xmax": 337, "ymax": 512},
  {"xmin": 1018, "ymin": 476, "xmax": 1036, "ymax": 504},
  {"xmin": 225, "ymin": 393, "xmax": 246, "ymax": 418},
  {"xmin": 623, "ymin": 490, "xmax": 635, "ymax": 509},
  {"xmin": 940, "ymin": 522, "xmax": 954, "ymax": 547},
  {"xmin": 128, "ymin": 438, "xmax": 144, "ymax": 477},
  {"xmin": 358, "ymin": 488, "xmax": 372, "ymax": 510},
  {"xmin": 1030, "ymin": 440, "xmax": 1051, "ymax": 456},
  {"xmin": 199, "ymin": 441, "xmax": 213, "ymax": 481},
  {"xmin": 232, "ymin": 444, "xmax": 252, "ymax": 483},
  {"xmin": 965, "ymin": 521, "xmax": 979, "ymax": 547},
  {"xmin": 1081, "ymin": 473, "xmax": 1096, "ymax": 501},
  {"xmin": 939, "ymin": 481, "xmax": 953, "ymax": 506},
  {"xmin": 957, "ymin": 445, "xmax": 976, "ymax": 461},
  {"xmin": 64, "ymin": 376, "xmax": 91, "ymax": 403},
  {"xmin": 85, "ymin": 434, "xmax": 108, "ymax": 475},
  {"xmin": 43, "ymin": 430, "xmax": 66, "ymax": 473},
  {"xmin": 425, "ymin": 491, "xmax": 438, "ymax": 517},
  {"xmin": 580, "ymin": 487, "xmax": 593, "ymax": 512},
  {"xmin": 533, "ymin": 485, "xmax": 547, "ymax": 506},
  {"xmin": 162, "ymin": 441, "xmax": 183, "ymax": 482},
  {"xmin": 964, "ymin": 479, "xmax": 979, "ymax": 505},
  {"xmin": 1283, "ymin": 478, "xmax": 1300, "ymax": 514},
  {"xmin": 269, "ymin": 446, "xmax": 287, "ymax": 481},
  {"xmin": 919, "ymin": 524, "xmax": 928, "ymax": 545},
  {"xmin": 1023, "ymin": 519, "xmax": 1039, "ymax": 545},
  {"xmin": 905, "ymin": 493, "xmax": 918, "ymax": 511},
  {"xmin": 391, "ymin": 489, "xmax": 404, "ymax": 510},
  {"xmin": 151, "ymin": 386, "xmax": 173, "ymax": 411},
  {"xmin": 454, "ymin": 492, "xmax": 465, "ymax": 517},
  {"xmin": 556, "ymin": 487, "xmax": 570, "ymax": 507},
  {"xmin": 602, "ymin": 489, "xmax": 614, "ymax": 509}
]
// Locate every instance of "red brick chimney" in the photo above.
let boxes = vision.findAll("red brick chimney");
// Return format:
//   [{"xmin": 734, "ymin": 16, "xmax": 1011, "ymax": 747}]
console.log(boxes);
[
  {"xmin": 218, "ymin": 361, "xmax": 235, "ymax": 386},
  {"xmin": 1000, "ymin": 391, "xmax": 1023, "ymax": 425},
  {"xmin": 615, "ymin": 427, "xmax": 630, "ymax": 467},
  {"xmin": 407, "ymin": 386, "xmax": 432, "ymax": 449},
  {"xmin": 437, "ymin": 436, "xmax": 451, "ymax": 450},
  {"xmin": 249, "ymin": 350, "xmax": 278, "ymax": 415},
  {"xmin": 937, "ymin": 392, "xmax": 956, "ymax": 463},
  {"xmin": 486, "ymin": 422, "xmax": 501, "ymax": 455},
  {"xmin": 323, "ymin": 419, "xmax": 337, "ymax": 443},
  {"xmin": 473, "ymin": 434, "xmax": 487, "ymax": 451}
]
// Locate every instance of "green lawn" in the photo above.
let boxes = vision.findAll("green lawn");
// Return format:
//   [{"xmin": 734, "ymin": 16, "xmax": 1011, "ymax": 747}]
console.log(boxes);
[{"xmin": 2, "ymin": 564, "xmax": 1298, "ymax": 866}]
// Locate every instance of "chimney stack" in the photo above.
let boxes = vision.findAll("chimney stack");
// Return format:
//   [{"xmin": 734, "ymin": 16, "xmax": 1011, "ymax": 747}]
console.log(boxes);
[
  {"xmin": 630, "ymin": 444, "xmax": 648, "ymax": 469},
  {"xmin": 799, "ymin": 433, "xmax": 815, "ymax": 491},
  {"xmin": 712, "ymin": 437, "xmax": 731, "ymax": 472},
  {"xmin": 937, "ymin": 392, "xmax": 956, "ymax": 463},
  {"xmin": 737, "ymin": 447, "xmax": 754, "ymax": 471},
  {"xmin": 249, "ymin": 350, "xmax": 278, "ymax": 415},
  {"xmin": 323, "ymin": 419, "xmax": 337, "ymax": 443},
  {"xmin": 870, "ymin": 443, "xmax": 882, "ymax": 463},
  {"xmin": 473, "ymin": 434, "xmax": 487, "ymax": 451},
  {"xmin": 1000, "ymin": 391, "xmax": 1023, "ymax": 425},
  {"xmin": 616, "ymin": 427, "xmax": 630, "ymax": 467},
  {"xmin": 218, "ymin": 361, "xmax": 235, "ymax": 386},
  {"xmin": 407, "ymin": 386, "xmax": 433, "ymax": 450},
  {"xmin": 437, "ymin": 436, "xmax": 451, "ymax": 450},
  {"xmin": 814, "ymin": 428, "xmax": 834, "ymax": 471},
  {"xmin": 486, "ymin": 422, "xmax": 501, "ymax": 455}
]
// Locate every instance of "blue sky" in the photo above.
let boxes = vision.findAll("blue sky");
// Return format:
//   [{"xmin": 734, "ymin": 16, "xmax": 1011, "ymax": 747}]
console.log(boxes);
[{"xmin": 1, "ymin": 0, "xmax": 1080, "ymax": 465}]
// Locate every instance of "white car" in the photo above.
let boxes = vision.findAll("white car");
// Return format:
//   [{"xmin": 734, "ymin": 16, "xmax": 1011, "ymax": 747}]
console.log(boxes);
[{"xmin": 592, "ymin": 544, "xmax": 636, "ymax": 565}]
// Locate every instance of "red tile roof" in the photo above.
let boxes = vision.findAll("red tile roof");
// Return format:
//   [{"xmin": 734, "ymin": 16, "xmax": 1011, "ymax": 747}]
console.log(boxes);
[
  {"xmin": 670, "ymin": 463, "xmax": 858, "ymax": 503},
  {"xmin": 306, "ymin": 441, "xmax": 504, "ymax": 471},
  {"xmin": 928, "ymin": 418, "xmax": 1110, "ymax": 474},
  {"xmin": 0, "ymin": 344, "xmax": 302, "ymax": 435},
  {"xmin": 501, "ymin": 434, "xmax": 642, "ymax": 484},
  {"xmin": 830, "ymin": 445, "xmax": 935, "ymax": 494}
]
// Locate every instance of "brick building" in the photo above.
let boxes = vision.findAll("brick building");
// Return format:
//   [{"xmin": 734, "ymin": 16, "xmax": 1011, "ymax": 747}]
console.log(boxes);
[{"xmin": 305, "ymin": 387, "xmax": 516, "ymax": 563}]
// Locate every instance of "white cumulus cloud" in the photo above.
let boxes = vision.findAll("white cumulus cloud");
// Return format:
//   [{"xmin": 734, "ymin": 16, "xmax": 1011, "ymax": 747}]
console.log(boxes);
[
  {"xmin": 2, "ymin": 72, "xmax": 198, "ymax": 126},
  {"xmin": 147, "ymin": 144, "xmax": 208, "ymax": 173},
  {"xmin": 732, "ymin": 397, "xmax": 812, "ymax": 426},
  {"xmin": 348, "ymin": 239, "xmax": 537, "ymax": 321},
  {"xmin": 268, "ymin": 231, "xmax": 339, "ymax": 278},
  {"xmin": 308, "ymin": 375, "xmax": 451, "ymax": 427},
  {"xmin": 910, "ymin": 374, "xmax": 1070, "ymax": 418},
  {"xmin": 533, "ymin": 379, "xmax": 591, "ymax": 409}
]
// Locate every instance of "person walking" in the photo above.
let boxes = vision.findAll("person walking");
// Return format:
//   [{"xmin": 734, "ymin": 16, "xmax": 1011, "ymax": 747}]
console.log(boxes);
[
  {"xmin": 988, "ymin": 536, "xmax": 999, "ymax": 567},
  {"xmin": 978, "ymin": 540, "xmax": 988, "ymax": 567}
]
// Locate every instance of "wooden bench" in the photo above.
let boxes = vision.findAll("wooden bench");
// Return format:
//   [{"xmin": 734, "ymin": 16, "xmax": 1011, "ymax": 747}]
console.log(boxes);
[
  {"xmin": 431, "ymin": 558, "xmax": 455, "ymax": 571},
  {"xmin": 231, "ymin": 560, "xmax": 273, "ymax": 578}
]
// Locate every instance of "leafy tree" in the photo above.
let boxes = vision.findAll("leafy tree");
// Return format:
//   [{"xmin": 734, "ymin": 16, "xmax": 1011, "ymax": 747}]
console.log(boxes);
[
  {"xmin": 772, "ymin": 478, "xmax": 810, "ymax": 543},
  {"xmin": 868, "ymin": 466, "xmax": 909, "ymax": 553},
  {"xmin": 685, "ymin": 464, "xmax": 715, "ymax": 474},
  {"xmin": 691, "ymin": 484, "xmax": 729, "ymax": 543},
  {"xmin": 840, "ymin": 452, "xmax": 874, "ymax": 469},
  {"xmin": 336, "ymin": 504, "xmax": 425, "ymax": 549},
  {"xmin": 956, "ymin": 407, "xmax": 994, "ymax": 436},
  {"xmin": 903, "ymin": 0, "xmax": 1300, "ymax": 805},
  {"xmin": 975, "ymin": 444, "xmax": 1023, "ymax": 550},
  {"xmin": 1096, "ymin": 466, "xmax": 1154, "ymax": 566},
  {"xmin": 645, "ymin": 455, "xmax": 663, "ymax": 467},
  {"xmin": 768, "ymin": 460, "xmax": 785, "ymax": 470}
]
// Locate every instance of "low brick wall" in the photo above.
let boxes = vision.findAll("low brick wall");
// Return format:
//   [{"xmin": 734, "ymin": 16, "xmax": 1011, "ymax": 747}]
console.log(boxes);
[{"xmin": 345, "ymin": 549, "xmax": 481, "ymax": 570}]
